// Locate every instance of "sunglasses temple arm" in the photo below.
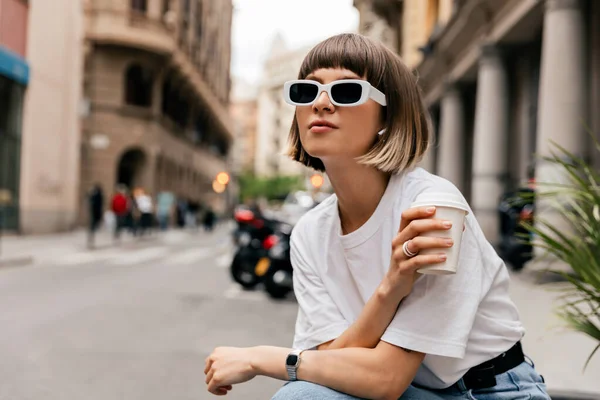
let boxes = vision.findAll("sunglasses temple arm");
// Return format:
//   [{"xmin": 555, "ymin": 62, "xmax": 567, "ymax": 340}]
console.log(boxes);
[{"xmin": 370, "ymin": 88, "xmax": 387, "ymax": 106}]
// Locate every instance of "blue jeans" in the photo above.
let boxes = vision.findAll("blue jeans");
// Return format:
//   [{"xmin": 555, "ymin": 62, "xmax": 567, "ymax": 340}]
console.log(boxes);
[{"xmin": 271, "ymin": 361, "xmax": 550, "ymax": 399}]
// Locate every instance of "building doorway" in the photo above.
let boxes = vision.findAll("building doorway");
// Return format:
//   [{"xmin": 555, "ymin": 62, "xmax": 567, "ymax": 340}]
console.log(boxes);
[
  {"xmin": 0, "ymin": 75, "xmax": 25, "ymax": 231},
  {"xmin": 116, "ymin": 148, "xmax": 147, "ymax": 190}
]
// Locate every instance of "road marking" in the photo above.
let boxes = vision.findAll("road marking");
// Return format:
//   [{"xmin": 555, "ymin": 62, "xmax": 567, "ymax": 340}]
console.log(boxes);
[
  {"xmin": 54, "ymin": 249, "xmax": 120, "ymax": 266},
  {"xmin": 111, "ymin": 247, "xmax": 168, "ymax": 265},
  {"xmin": 168, "ymin": 248, "xmax": 214, "ymax": 265}
]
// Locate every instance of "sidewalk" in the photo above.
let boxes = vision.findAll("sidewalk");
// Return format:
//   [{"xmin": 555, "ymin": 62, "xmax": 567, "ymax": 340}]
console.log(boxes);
[
  {"xmin": 0, "ymin": 228, "xmax": 143, "ymax": 268},
  {"xmin": 0, "ymin": 221, "xmax": 235, "ymax": 268},
  {"xmin": 509, "ymin": 265, "xmax": 600, "ymax": 398}
]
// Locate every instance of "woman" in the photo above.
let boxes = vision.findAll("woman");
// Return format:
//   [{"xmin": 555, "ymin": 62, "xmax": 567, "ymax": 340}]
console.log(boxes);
[{"xmin": 205, "ymin": 33, "xmax": 550, "ymax": 399}]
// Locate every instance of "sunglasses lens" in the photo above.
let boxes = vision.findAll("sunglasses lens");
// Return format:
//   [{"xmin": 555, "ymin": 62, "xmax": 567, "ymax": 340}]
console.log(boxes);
[
  {"xmin": 331, "ymin": 82, "xmax": 363, "ymax": 104},
  {"xmin": 289, "ymin": 83, "xmax": 318, "ymax": 104}
]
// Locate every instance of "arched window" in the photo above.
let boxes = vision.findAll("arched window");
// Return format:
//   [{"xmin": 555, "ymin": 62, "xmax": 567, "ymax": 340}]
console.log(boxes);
[
  {"xmin": 124, "ymin": 64, "xmax": 153, "ymax": 107},
  {"xmin": 131, "ymin": 0, "xmax": 147, "ymax": 13}
]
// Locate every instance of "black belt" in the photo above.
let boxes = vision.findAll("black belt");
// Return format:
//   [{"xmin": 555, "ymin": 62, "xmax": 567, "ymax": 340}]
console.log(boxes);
[{"xmin": 462, "ymin": 341, "xmax": 525, "ymax": 390}]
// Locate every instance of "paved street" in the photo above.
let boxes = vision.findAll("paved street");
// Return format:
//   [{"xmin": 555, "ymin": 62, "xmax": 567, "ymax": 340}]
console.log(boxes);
[
  {"xmin": 0, "ymin": 224, "xmax": 599, "ymax": 399},
  {"xmin": 0, "ymin": 225, "xmax": 295, "ymax": 400}
]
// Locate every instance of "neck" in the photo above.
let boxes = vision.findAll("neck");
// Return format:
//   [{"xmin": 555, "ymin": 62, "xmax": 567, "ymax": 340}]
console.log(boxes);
[{"xmin": 324, "ymin": 159, "xmax": 391, "ymax": 235}]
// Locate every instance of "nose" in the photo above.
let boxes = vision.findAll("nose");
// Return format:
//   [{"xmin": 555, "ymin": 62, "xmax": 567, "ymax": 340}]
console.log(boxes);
[{"xmin": 312, "ymin": 91, "xmax": 334, "ymax": 113}]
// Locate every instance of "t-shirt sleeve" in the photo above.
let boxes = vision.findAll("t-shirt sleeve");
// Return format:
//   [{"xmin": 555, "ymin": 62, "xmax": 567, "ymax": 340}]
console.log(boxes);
[
  {"xmin": 380, "ymin": 215, "xmax": 486, "ymax": 359},
  {"xmin": 290, "ymin": 230, "xmax": 350, "ymax": 350}
]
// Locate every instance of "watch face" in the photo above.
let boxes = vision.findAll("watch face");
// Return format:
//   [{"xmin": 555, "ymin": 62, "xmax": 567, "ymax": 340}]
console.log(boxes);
[{"xmin": 286, "ymin": 354, "xmax": 299, "ymax": 366}]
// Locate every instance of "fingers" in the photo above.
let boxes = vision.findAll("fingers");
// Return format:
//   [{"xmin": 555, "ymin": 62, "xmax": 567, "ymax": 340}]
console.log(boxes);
[
  {"xmin": 205, "ymin": 367, "xmax": 214, "ymax": 385},
  {"xmin": 391, "ymin": 252, "xmax": 447, "ymax": 273},
  {"xmin": 206, "ymin": 364, "xmax": 233, "ymax": 395},
  {"xmin": 392, "ymin": 218, "xmax": 453, "ymax": 248},
  {"xmin": 398, "ymin": 206, "xmax": 436, "ymax": 233},
  {"xmin": 208, "ymin": 377, "xmax": 231, "ymax": 396},
  {"xmin": 407, "ymin": 236, "xmax": 453, "ymax": 254},
  {"xmin": 206, "ymin": 370, "xmax": 221, "ymax": 394},
  {"xmin": 204, "ymin": 356, "xmax": 212, "ymax": 375},
  {"xmin": 213, "ymin": 385, "xmax": 232, "ymax": 396}
]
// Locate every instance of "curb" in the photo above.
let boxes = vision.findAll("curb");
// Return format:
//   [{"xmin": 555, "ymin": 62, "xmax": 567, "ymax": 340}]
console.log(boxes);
[
  {"xmin": 0, "ymin": 256, "xmax": 34, "ymax": 269},
  {"xmin": 549, "ymin": 389, "xmax": 600, "ymax": 400}
]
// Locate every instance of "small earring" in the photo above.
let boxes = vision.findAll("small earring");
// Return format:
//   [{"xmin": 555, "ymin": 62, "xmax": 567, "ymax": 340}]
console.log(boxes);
[{"xmin": 377, "ymin": 129, "xmax": 385, "ymax": 136}]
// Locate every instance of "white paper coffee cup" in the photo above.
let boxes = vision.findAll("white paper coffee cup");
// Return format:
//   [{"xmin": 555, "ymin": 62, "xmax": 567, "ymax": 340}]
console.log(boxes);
[{"xmin": 410, "ymin": 192, "xmax": 469, "ymax": 275}]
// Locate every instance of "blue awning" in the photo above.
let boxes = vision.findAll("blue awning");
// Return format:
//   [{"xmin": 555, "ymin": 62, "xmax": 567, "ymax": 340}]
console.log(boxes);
[{"xmin": 0, "ymin": 45, "xmax": 29, "ymax": 86}]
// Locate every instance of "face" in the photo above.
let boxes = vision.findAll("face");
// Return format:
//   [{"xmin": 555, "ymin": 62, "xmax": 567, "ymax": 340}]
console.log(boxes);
[{"xmin": 294, "ymin": 68, "xmax": 384, "ymax": 164}]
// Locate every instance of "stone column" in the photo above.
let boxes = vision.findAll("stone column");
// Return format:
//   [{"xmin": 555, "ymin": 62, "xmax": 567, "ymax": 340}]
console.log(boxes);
[
  {"xmin": 534, "ymin": 0, "xmax": 587, "ymax": 240},
  {"xmin": 437, "ymin": 84, "xmax": 465, "ymax": 192},
  {"xmin": 536, "ymin": 0, "xmax": 587, "ymax": 163},
  {"xmin": 419, "ymin": 148, "xmax": 436, "ymax": 173},
  {"xmin": 471, "ymin": 45, "xmax": 509, "ymax": 245}
]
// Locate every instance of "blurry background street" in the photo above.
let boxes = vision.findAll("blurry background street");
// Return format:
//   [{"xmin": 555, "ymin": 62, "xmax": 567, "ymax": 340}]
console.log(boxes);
[
  {"xmin": 0, "ymin": 224, "xmax": 297, "ymax": 400},
  {"xmin": 1, "ymin": 224, "xmax": 599, "ymax": 399},
  {"xmin": 1, "ymin": 0, "xmax": 600, "ymax": 399}
]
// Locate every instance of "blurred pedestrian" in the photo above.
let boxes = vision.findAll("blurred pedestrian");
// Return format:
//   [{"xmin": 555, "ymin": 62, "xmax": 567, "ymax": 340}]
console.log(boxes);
[
  {"xmin": 156, "ymin": 191, "xmax": 175, "ymax": 231},
  {"xmin": 185, "ymin": 200, "xmax": 199, "ymax": 230},
  {"xmin": 176, "ymin": 198, "xmax": 188, "ymax": 228},
  {"xmin": 111, "ymin": 185, "xmax": 129, "ymax": 241},
  {"xmin": 202, "ymin": 206, "xmax": 216, "ymax": 232},
  {"xmin": 135, "ymin": 189, "xmax": 154, "ymax": 236},
  {"xmin": 87, "ymin": 183, "xmax": 104, "ymax": 248},
  {"xmin": 127, "ymin": 190, "xmax": 140, "ymax": 236}
]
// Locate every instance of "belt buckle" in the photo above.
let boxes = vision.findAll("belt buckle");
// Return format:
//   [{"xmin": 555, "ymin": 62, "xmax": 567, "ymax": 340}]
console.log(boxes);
[{"xmin": 467, "ymin": 365, "xmax": 497, "ymax": 390}]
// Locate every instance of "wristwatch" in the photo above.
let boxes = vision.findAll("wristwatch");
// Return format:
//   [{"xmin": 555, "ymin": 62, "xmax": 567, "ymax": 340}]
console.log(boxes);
[{"xmin": 285, "ymin": 349, "xmax": 304, "ymax": 381}]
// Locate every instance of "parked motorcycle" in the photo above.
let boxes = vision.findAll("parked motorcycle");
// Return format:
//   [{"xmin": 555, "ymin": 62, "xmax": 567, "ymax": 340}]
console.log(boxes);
[
  {"xmin": 230, "ymin": 206, "xmax": 292, "ymax": 290},
  {"xmin": 498, "ymin": 187, "xmax": 535, "ymax": 270},
  {"xmin": 261, "ymin": 225, "xmax": 294, "ymax": 299}
]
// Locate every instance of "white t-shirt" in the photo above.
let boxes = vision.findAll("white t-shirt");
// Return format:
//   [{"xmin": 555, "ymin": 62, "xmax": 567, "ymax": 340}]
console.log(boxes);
[
  {"xmin": 290, "ymin": 167, "xmax": 525, "ymax": 389},
  {"xmin": 136, "ymin": 195, "xmax": 153, "ymax": 214}
]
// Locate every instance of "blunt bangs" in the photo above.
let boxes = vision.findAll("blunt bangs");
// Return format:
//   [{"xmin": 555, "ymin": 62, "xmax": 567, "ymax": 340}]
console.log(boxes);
[{"xmin": 298, "ymin": 33, "xmax": 386, "ymax": 91}]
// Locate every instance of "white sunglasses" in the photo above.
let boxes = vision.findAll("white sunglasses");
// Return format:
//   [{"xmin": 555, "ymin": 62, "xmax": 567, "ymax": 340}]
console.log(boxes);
[{"xmin": 283, "ymin": 79, "xmax": 387, "ymax": 107}]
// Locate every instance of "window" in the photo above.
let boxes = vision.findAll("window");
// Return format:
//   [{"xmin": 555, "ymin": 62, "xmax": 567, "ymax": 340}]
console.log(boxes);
[
  {"xmin": 124, "ymin": 65, "xmax": 154, "ymax": 107},
  {"xmin": 179, "ymin": 0, "xmax": 191, "ymax": 48},
  {"xmin": 195, "ymin": 0, "xmax": 203, "ymax": 41},
  {"xmin": 131, "ymin": 0, "xmax": 147, "ymax": 13}
]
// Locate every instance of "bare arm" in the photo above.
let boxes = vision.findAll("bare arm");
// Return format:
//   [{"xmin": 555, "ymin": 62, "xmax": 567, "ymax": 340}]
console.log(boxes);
[
  {"xmin": 319, "ymin": 207, "xmax": 452, "ymax": 351},
  {"xmin": 318, "ymin": 279, "xmax": 404, "ymax": 350},
  {"xmin": 251, "ymin": 342, "xmax": 424, "ymax": 400}
]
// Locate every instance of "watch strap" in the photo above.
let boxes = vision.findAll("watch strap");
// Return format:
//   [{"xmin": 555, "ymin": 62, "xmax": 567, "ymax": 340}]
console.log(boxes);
[{"xmin": 286, "ymin": 349, "xmax": 303, "ymax": 381}]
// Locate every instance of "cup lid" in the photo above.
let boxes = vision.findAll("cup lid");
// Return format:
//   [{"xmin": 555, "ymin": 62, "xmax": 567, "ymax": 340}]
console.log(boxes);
[{"xmin": 411, "ymin": 192, "xmax": 470, "ymax": 214}]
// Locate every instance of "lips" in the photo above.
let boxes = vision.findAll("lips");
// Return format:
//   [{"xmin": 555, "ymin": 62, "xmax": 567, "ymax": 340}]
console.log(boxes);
[{"xmin": 309, "ymin": 120, "xmax": 339, "ymax": 129}]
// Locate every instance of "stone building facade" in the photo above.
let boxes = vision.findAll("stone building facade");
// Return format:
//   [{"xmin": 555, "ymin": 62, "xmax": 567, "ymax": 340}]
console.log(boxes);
[
  {"xmin": 357, "ymin": 0, "xmax": 600, "ymax": 245},
  {"xmin": 81, "ymin": 0, "xmax": 234, "ymax": 217},
  {"xmin": 18, "ymin": 0, "xmax": 84, "ymax": 234},
  {"xmin": 254, "ymin": 35, "xmax": 310, "ymax": 178},
  {"xmin": 230, "ymin": 97, "xmax": 258, "ymax": 176}
]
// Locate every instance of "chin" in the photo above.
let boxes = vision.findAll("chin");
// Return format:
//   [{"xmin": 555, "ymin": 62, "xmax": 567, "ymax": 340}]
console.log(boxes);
[{"xmin": 302, "ymin": 143, "xmax": 334, "ymax": 159}]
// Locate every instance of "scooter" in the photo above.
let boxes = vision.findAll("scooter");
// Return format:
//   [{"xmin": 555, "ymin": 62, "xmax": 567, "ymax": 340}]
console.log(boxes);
[
  {"xmin": 230, "ymin": 208, "xmax": 292, "ymax": 290},
  {"xmin": 498, "ymin": 188, "xmax": 535, "ymax": 271},
  {"xmin": 260, "ymin": 225, "xmax": 294, "ymax": 299}
]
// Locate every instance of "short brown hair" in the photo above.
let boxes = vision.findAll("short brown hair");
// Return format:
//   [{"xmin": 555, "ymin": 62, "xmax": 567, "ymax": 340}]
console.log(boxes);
[{"xmin": 286, "ymin": 33, "xmax": 431, "ymax": 173}]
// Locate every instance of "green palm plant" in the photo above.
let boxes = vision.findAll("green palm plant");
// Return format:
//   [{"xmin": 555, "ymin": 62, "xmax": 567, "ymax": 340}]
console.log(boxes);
[{"xmin": 521, "ymin": 139, "xmax": 600, "ymax": 370}]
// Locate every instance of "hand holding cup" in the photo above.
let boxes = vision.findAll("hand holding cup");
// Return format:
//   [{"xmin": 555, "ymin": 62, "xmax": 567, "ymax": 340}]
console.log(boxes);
[{"xmin": 385, "ymin": 206, "xmax": 455, "ymax": 298}]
